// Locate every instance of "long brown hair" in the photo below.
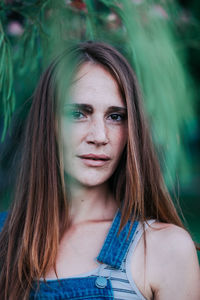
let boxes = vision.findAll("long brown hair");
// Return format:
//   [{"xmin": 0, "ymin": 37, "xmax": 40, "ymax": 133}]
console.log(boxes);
[{"xmin": 0, "ymin": 41, "xmax": 193, "ymax": 299}]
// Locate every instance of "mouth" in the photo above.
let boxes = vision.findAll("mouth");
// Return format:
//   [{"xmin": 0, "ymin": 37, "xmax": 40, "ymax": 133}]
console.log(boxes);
[
  {"xmin": 78, "ymin": 154, "xmax": 110, "ymax": 160},
  {"xmin": 77, "ymin": 154, "xmax": 110, "ymax": 167}
]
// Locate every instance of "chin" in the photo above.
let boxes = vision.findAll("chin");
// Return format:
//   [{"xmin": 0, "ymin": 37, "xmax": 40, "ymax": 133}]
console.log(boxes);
[
  {"xmin": 65, "ymin": 167, "xmax": 114, "ymax": 188},
  {"xmin": 78, "ymin": 177, "xmax": 109, "ymax": 188},
  {"xmin": 70, "ymin": 172, "xmax": 112, "ymax": 188},
  {"xmin": 81, "ymin": 181, "xmax": 106, "ymax": 188}
]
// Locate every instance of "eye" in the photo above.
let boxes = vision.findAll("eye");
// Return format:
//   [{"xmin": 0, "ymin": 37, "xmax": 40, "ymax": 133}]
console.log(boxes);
[
  {"xmin": 71, "ymin": 110, "xmax": 85, "ymax": 119},
  {"xmin": 108, "ymin": 113, "xmax": 126, "ymax": 122},
  {"xmin": 65, "ymin": 110, "xmax": 86, "ymax": 120}
]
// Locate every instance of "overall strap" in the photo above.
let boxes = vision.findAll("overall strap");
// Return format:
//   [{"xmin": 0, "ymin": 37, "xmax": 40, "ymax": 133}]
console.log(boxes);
[
  {"xmin": 0, "ymin": 211, "xmax": 8, "ymax": 232},
  {"xmin": 97, "ymin": 210, "xmax": 138, "ymax": 269}
]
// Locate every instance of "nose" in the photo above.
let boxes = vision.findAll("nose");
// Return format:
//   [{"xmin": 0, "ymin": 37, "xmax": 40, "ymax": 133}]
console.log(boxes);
[{"xmin": 86, "ymin": 117, "xmax": 109, "ymax": 146}]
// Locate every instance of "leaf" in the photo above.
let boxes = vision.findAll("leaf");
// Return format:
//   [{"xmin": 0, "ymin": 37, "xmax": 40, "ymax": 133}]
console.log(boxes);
[{"xmin": 85, "ymin": 0, "xmax": 96, "ymax": 39}]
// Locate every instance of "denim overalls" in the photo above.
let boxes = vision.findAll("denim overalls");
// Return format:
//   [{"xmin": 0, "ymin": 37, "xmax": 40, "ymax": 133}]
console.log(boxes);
[{"xmin": 0, "ymin": 210, "xmax": 139, "ymax": 299}]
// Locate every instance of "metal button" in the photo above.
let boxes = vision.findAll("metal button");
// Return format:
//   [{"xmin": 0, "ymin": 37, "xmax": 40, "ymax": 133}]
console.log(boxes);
[{"xmin": 95, "ymin": 276, "xmax": 107, "ymax": 288}]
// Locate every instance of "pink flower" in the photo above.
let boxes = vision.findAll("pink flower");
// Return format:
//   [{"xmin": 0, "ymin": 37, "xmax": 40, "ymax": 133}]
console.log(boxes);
[
  {"xmin": 7, "ymin": 21, "xmax": 24, "ymax": 36},
  {"xmin": 151, "ymin": 5, "xmax": 168, "ymax": 19}
]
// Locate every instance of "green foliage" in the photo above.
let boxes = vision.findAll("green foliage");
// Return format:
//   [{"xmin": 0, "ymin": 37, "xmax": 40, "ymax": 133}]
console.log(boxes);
[
  {"xmin": 114, "ymin": 0, "xmax": 195, "ymax": 186},
  {"xmin": 0, "ymin": 20, "xmax": 15, "ymax": 142},
  {"xmin": 0, "ymin": 0, "xmax": 199, "ymax": 188}
]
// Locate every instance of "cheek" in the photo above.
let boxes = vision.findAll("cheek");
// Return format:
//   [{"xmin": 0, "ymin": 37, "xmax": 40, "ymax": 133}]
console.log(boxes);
[
  {"xmin": 61, "ymin": 133, "xmax": 77, "ymax": 158},
  {"xmin": 112, "ymin": 126, "xmax": 127, "ymax": 152},
  {"xmin": 60, "ymin": 120, "xmax": 81, "ymax": 149}
]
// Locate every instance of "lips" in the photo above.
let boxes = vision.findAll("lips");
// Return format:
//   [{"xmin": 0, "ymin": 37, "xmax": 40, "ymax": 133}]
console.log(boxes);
[
  {"xmin": 77, "ymin": 154, "xmax": 110, "ymax": 167},
  {"xmin": 78, "ymin": 154, "xmax": 110, "ymax": 160}
]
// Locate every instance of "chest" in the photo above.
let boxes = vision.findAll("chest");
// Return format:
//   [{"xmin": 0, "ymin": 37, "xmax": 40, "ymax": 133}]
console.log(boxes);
[
  {"xmin": 46, "ymin": 221, "xmax": 112, "ymax": 278},
  {"xmin": 45, "ymin": 221, "xmax": 153, "ymax": 300}
]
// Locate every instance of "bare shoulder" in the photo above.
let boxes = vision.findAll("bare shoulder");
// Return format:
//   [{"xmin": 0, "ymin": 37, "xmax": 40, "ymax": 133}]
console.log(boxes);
[
  {"xmin": 146, "ymin": 221, "xmax": 199, "ymax": 271},
  {"xmin": 147, "ymin": 221, "xmax": 196, "ymax": 250},
  {"xmin": 146, "ymin": 221, "xmax": 200, "ymax": 300}
]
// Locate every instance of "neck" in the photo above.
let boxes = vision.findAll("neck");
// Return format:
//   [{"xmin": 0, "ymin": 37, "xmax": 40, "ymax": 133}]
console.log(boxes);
[{"xmin": 66, "ymin": 180, "xmax": 118, "ymax": 225}]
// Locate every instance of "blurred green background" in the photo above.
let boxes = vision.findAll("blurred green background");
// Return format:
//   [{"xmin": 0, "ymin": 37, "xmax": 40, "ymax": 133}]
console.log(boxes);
[{"xmin": 0, "ymin": 0, "xmax": 199, "ymax": 258}]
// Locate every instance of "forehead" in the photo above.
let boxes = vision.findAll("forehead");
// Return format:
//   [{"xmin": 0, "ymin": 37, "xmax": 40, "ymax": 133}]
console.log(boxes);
[{"xmin": 69, "ymin": 62, "xmax": 125, "ymax": 107}]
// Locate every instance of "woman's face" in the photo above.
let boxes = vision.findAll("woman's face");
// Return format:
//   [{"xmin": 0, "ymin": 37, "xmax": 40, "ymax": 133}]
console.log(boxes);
[{"xmin": 60, "ymin": 62, "xmax": 127, "ymax": 187}]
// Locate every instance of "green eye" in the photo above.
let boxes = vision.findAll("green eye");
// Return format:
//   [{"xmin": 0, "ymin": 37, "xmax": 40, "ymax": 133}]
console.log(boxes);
[
  {"xmin": 64, "ymin": 110, "xmax": 85, "ymax": 120},
  {"xmin": 71, "ymin": 111, "xmax": 85, "ymax": 119}
]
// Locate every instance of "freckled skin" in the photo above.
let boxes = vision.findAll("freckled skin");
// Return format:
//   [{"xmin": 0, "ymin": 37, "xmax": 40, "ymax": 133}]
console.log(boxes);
[{"xmin": 60, "ymin": 63, "xmax": 128, "ymax": 187}]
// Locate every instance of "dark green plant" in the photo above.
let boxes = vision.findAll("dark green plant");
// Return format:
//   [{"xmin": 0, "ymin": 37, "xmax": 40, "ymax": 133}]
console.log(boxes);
[{"xmin": 0, "ymin": 0, "xmax": 199, "ymax": 188}]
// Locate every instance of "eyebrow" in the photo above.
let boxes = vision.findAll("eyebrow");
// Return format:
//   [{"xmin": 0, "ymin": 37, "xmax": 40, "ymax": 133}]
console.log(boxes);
[
  {"xmin": 64, "ymin": 103, "xmax": 127, "ymax": 114},
  {"xmin": 65, "ymin": 103, "xmax": 93, "ymax": 113},
  {"xmin": 107, "ymin": 106, "xmax": 127, "ymax": 113}
]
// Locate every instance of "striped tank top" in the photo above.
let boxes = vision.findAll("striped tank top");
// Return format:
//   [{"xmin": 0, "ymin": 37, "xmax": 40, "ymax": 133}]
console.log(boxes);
[{"xmin": 92, "ymin": 220, "xmax": 155, "ymax": 299}]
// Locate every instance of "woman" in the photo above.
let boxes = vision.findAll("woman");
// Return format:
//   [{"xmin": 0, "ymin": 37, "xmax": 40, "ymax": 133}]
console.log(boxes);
[{"xmin": 0, "ymin": 41, "xmax": 199, "ymax": 299}]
